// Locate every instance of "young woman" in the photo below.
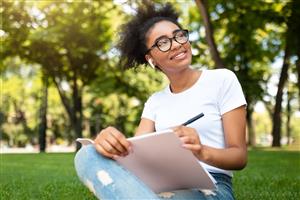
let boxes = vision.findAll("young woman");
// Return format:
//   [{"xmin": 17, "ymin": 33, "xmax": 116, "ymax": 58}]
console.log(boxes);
[{"xmin": 75, "ymin": 3, "xmax": 247, "ymax": 199}]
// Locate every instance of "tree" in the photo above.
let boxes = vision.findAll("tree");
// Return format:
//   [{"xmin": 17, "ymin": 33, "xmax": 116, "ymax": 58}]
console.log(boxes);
[
  {"xmin": 190, "ymin": 0, "xmax": 286, "ymax": 146},
  {"xmin": 38, "ymin": 75, "xmax": 48, "ymax": 152},
  {"xmin": 1, "ymin": 1, "xmax": 51, "ymax": 151},
  {"xmin": 20, "ymin": 1, "xmax": 122, "ymax": 150},
  {"xmin": 194, "ymin": 0, "xmax": 224, "ymax": 68},
  {"xmin": 297, "ymin": 59, "xmax": 300, "ymax": 107},
  {"xmin": 271, "ymin": 45, "xmax": 290, "ymax": 147},
  {"xmin": 271, "ymin": 0, "xmax": 300, "ymax": 146}
]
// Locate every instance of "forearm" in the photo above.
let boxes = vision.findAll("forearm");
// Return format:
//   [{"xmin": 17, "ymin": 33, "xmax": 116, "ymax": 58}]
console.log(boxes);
[{"xmin": 197, "ymin": 145, "xmax": 247, "ymax": 170}]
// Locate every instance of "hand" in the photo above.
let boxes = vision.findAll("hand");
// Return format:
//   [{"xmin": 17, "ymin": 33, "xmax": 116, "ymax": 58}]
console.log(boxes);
[
  {"xmin": 94, "ymin": 126, "xmax": 132, "ymax": 159},
  {"xmin": 173, "ymin": 126, "xmax": 202, "ymax": 158}
]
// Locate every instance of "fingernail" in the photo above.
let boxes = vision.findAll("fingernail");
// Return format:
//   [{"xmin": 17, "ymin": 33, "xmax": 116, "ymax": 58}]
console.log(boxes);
[{"xmin": 113, "ymin": 155, "xmax": 119, "ymax": 160}]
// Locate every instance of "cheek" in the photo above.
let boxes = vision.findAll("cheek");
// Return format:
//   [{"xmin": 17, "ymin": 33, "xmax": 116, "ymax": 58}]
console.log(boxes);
[
  {"xmin": 185, "ymin": 42, "xmax": 192, "ymax": 53},
  {"xmin": 153, "ymin": 52, "xmax": 169, "ymax": 64},
  {"xmin": 184, "ymin": 43, "xmax": 193, "ymax": 59}
]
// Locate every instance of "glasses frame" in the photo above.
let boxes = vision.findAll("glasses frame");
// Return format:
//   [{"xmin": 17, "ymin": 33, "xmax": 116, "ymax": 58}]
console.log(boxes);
[{"xmin": 146, "ymin": 29, "xmax": 189, "ymax": 53}]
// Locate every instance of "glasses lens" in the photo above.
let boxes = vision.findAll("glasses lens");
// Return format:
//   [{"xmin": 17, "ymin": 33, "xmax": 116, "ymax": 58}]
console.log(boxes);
[
  {"xmin": 175, "ymin": 30, "xmax": 188, "ymax": 44},
  {"xmin": 157, "ymin": 38, "xmax": 171, "ymax": 52}
]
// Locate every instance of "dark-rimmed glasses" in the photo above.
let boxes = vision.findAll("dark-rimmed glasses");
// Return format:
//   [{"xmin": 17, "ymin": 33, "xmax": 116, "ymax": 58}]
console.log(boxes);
[{"xmin": 146, "ymin": 29, "xmax": 189, "ymax": 53}]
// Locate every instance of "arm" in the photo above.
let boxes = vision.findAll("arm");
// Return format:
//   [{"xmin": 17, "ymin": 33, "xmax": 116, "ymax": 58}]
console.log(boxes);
[
  {"xmin": 135, "ymin": 118, "xmax": 155, "ymax": 136},
  {"xmin": 174, "ymin": 105, "xmax": 247, "ymax": 170}
]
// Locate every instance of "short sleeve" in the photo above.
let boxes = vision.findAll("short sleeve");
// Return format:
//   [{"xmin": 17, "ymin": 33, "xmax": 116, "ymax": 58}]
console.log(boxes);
[
  {"xmin": 141, "ymin": 95, "xmax": 156, "ymax": 121},
  {"xmin": 217, "ymin": 69, "xmax": 247, "ymax": 115}
]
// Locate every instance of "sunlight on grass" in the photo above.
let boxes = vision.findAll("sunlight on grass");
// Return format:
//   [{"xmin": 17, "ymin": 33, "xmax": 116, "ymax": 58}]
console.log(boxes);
[
  {"xmin": 0, "ymin": 153, "xmax": 96, "ymax": 200},
  {"xmin": 1, "ymin": 150, "xmax": 299, "ymax": 199},
  {"xmin": 233, "ymin": 150, "xmax": 300, "ymax": 199}
]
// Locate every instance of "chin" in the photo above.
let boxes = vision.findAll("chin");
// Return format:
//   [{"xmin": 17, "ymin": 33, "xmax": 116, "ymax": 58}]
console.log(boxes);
[{"xmin": 177, "ymin": 55, "xmax": 192, "ymax": 67}]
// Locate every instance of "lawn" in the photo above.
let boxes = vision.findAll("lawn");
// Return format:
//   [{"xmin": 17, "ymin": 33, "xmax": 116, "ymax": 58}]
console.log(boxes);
[{"xmin": 0, "ymin": 149, "xmax": 299, "ymax": 200}]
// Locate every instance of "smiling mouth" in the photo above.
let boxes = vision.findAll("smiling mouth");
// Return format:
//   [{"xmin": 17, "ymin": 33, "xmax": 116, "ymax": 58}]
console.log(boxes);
[{"xmin": 170, "ymin": 51, "xmax": 187, "ymax": 60}]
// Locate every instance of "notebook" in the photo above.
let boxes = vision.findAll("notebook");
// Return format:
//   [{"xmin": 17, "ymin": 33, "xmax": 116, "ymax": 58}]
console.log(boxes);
[{"xmin": 76, "ymin": 129, "xmax": 216, "ymax": 193}]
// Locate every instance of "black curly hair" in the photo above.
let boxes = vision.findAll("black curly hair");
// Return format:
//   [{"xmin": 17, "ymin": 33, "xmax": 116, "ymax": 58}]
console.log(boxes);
[{"xmin": 117, "ymin": 2, "xmax": 182, "ymax": 69}]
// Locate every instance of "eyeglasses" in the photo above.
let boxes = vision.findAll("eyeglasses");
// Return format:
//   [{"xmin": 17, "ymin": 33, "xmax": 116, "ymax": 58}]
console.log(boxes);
[{"xmin": 146, "ymin": 29, "xmax": 189, "ymax": 53}]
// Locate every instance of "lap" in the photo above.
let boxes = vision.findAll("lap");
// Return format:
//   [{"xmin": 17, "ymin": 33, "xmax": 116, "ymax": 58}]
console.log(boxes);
[
  {"xmin": 75, "ymin": 145, "xmax": 234, "ymax": 200},
  {"xmin": 75, "ymin": 145, "xmax": 158, "ymax": 199},
  {"xmin": 162, "ymin": 173, "xmax": 234, "ymax": 200}
]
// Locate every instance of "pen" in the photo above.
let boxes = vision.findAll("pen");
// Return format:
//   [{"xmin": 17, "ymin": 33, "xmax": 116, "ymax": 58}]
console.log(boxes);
[{"xmin": 181, "ymin": 113, "xmax": 204, "ymax": 126}]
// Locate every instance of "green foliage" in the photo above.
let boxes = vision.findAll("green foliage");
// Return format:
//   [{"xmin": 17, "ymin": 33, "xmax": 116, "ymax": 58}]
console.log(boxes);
[
  {"xmin": 88, "ymin": 66, "xmax": 166, "ymax": 137},
  {"xmin": 0, "ymin": 60, "xmax": 71, "ymax": 146},
  {"xmin": 1, "ymin": 0, "xmax": 167, "ymax": 144},
  {"xmin": 1, "ymin": 0, "xmax": 299, "ymax": 147},
  {"xmin": 0, "ymin": 1, "xmax": 31, "ymax": 65},
  {"xmin": 1, "ymin": 60, "xmax": 41, "ymax": 146}
]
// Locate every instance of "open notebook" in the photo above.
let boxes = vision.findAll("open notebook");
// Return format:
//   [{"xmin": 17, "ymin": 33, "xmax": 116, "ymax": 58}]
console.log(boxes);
[{"xmin": 76, "ymin": 129, "xmax": 216, "ymax": 193}]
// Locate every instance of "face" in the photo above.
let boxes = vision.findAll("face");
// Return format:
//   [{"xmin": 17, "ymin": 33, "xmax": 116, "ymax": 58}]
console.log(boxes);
[{"xmin": 145, "ymin": 20, "xmax": 192, "ymax": 73}]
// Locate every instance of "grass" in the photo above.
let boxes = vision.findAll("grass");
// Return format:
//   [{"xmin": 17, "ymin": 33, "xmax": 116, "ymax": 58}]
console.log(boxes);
[
  {"xmin": 0, "ymin": 150, "xmax": 299, "ymax": 200},
  {"xmin": 0, "ymin": 153, "xmax": 96, "ymax": 200},
  {"xmin": 233, "ymin": 149, "xmax": 300, "ymax": 199}
]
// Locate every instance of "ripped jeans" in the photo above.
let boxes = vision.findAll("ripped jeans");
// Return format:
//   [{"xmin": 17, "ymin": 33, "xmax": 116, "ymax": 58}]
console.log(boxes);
[{"xmin": 74, "ymin": 145, "xmax": 234, "ymax": 200}]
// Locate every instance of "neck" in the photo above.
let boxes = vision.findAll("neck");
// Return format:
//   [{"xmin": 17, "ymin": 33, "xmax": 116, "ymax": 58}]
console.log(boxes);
[{"xmin": 167, "ymin": 67, "xmax": 200, "ymax": 93}]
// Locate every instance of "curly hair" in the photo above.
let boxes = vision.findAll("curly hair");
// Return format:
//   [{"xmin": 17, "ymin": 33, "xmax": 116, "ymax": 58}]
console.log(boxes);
[{"xmin": 117, "ymin": 2, "xmax": 181, "ymax": 69}]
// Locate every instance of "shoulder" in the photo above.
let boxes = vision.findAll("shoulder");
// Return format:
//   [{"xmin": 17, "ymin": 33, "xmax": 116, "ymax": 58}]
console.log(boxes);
[
  {"xmin": 205, "ymin": 68, "xmax": 236, "ymax": 80},
  {"xmin": 145, "ymin": 87, "xmax": 168, "ymax": 104},
  {"xmin": 203, "ymin": 69, "xmax": 241, "ymax": 91}
]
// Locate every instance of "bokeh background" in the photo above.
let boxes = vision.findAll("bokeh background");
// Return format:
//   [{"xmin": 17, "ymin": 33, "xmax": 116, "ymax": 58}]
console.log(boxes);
[
  {"xmin": 1, "ymin": 0, "xmax": 299, "ymax": 152},
  {"xmin": 0, "ymin": 0, "xmax": 299, "ymax": 199}
]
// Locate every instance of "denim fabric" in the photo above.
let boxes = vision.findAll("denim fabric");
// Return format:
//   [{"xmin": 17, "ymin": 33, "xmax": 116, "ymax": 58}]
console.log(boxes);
[{"xmin": 74, "ymin": 145, "xmax": 234, "ymax": 200}]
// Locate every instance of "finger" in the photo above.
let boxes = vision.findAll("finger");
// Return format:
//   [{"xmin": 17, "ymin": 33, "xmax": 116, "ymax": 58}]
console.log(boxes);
[
  {"xmin": 182, "ymin": 143, "xmax": 202, "ymax": 151},
  {"xmin": 109, "ymin": 128, "xmax": 132, "ymax": 152},
  {"xmin": 106, "ymin": 132, "xmax": 128, "ymax": 155},
  {"xmin": 171, "ymin": 126, "xmax": 180, "ymax": 132},
  {"xmin": 173, "ymin": 128, "xmax": 185, "ymax": 137},
  {"xmin": 180, "ymin": 136, "xmax": 195, "ymax": 144},
  {"xmin": 94, "ymin": 144, "xmax": 114, "ymax": 159},
  {"xmin": 101, "ymin": 139, "xmax": 121, "ymax": 155}
]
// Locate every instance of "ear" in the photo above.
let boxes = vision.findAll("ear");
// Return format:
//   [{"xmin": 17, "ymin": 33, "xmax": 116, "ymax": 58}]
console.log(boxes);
[
  {"xmin": 148, "ymin": 59, "xmax": 155, "ymax": 69},
  {"xmin": 145, "ymin": 55, "xmax": 155, "ymax": 69}
]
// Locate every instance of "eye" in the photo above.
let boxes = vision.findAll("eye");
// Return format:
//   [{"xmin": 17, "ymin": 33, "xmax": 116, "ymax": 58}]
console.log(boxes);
[
  {"xmin": 175, "ymin": 31, "xmax": 185, "ymax": 38},
  {"xmin": 157, "ymin": 38, "xmax": 169, "ymax": 47}
]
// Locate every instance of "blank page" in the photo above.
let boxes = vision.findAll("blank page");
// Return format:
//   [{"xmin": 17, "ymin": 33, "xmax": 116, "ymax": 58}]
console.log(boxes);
[{"xmin": 116, "ymin": 130, "xmax": 216, "ymax": 193}]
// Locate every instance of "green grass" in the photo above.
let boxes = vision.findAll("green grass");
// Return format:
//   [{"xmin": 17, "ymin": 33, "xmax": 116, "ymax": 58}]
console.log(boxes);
[
  {"xmin": 233, "ymin": 149, "xmax": 300, "ymax": 200},
  {"xmin": 0, "ymin": 153, "xmax": 96, "ymax": 200},
  {"xmin": 0, "ymin": 150, "xmax": 299, "ymax": 200}
]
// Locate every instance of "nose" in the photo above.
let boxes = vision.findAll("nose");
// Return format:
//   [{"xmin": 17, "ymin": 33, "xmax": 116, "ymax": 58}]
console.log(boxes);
[{"xmin": 170, "ymin": 38, "xmax": 181, "ymax": 51}]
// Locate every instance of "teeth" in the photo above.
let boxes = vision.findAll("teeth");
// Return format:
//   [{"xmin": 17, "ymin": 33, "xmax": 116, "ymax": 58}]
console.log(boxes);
[{"xmin": 174, "ymin": 52, "xmax": 184, "ymax": 59}]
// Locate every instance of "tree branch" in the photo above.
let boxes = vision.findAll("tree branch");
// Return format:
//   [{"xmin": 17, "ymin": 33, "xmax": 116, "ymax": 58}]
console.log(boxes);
[
  {"xmin": 52, "ymin": 76, "xmax": 74, "ymax": 121},
  {"xmin": 194, "ymin": 0, "xmax": 225, "ymax": 68}
]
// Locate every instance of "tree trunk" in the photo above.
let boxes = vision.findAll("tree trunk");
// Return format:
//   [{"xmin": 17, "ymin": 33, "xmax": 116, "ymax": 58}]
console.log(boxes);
[
  {"xmin": 271, "ymin": 45, "xmax": 290, "ymax": 147},
  {"xmin": 39, "ymin": 75, "xmax": 48, "ymax": 152},
  {"xmin": 194, "ymin": 0, "xmax": 225, "ymax": 68},
  {"xmin": 286, "ymin": 85, "xmax": 291, "ymax": 145},
  {"xmin": 52, "ymin": 75, "xmax": 83, "ymax": 151},
  {"xmin": 246, "ymin": 104, "xmax": 256, "ymax": 146},
  {"xmin": 72, "ymin": 74, "xmax": 83, "ymax": 151},
  {"xmin": 296, "ymin": 56, "xmax": 300, "ymax": 109},
  {"xmin": 12, "ymin": 100, "xmax": 31, "ymax": 139}
]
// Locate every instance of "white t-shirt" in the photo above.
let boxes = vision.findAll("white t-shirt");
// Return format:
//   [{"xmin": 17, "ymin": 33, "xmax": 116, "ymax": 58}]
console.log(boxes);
[{"xmin": 141, "ymin": 69, "xmax": 247, "ymax": 176}]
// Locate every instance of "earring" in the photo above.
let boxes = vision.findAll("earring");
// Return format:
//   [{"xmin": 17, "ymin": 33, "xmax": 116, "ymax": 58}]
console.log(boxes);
[{"xmin": 148, "ymin": 59, "xmax": 155, "ymax": 69}]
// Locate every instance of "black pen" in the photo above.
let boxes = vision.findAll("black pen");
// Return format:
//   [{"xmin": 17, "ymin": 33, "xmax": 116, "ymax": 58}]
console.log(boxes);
[{"xmin": 181, "ymin": 113, "xmax": 204, "ymax": 126}]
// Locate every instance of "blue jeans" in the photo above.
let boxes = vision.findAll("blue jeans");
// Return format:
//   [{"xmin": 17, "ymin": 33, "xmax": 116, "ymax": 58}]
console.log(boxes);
[{"xmin": 74, "ymin": 145, "xmax": 234, "ymax": 200}]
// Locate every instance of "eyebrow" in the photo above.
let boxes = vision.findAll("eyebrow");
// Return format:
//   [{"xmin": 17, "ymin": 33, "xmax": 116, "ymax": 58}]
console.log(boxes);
[{"xmin": 154, "ymin": 29, "xmax": 181, "ymax": 43}]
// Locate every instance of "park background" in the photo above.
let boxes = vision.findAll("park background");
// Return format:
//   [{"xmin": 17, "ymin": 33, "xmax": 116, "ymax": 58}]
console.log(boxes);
[{"xmin": 1, "ymin": 0, "xmax": 299, "ymax": 199}]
